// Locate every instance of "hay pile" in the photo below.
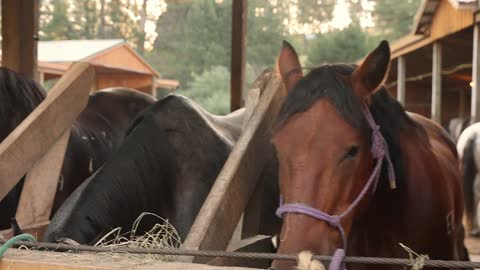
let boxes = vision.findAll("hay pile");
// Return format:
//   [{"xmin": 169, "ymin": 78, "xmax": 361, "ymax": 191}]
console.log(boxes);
[{"xmin": 93, "ymin": 212, "xmax": 181, "ymax": 261}]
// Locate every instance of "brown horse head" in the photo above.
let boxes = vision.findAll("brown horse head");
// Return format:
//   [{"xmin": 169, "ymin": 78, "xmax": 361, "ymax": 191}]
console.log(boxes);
[{"xmin": 271, "ymin": 40, "xmax": 391, "ymax": 269}]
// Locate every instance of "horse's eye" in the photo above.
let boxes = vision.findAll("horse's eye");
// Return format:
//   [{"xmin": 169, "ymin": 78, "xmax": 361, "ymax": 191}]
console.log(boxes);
[{"xmin": 345, "ymin": 146, "xmax": 359, "ymax": 159}]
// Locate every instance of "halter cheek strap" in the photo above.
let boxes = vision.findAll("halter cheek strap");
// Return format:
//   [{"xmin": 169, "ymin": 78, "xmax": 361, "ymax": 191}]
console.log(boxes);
[{"xmin": 276, "ymin": 104, "xmax": 396, "ymax": 270}]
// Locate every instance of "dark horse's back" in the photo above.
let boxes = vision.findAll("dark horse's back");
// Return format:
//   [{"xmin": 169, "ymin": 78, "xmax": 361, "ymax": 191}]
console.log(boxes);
[
  {"xmin": 45, "ymin": 95, "xmax": 245, "ymax": 244},
  {"xmin": 0, "ymin": 78, "xmax": 155, "ymax": 229},
  {"xmin": 52, "ymin": 88, "xmax": 156, "ymax": 210}
]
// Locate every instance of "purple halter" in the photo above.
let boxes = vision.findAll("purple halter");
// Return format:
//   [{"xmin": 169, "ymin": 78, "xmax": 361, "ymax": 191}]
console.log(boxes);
[{"xmin": 275, "ymin": 104, "xmax": 396, "ymax": 270}]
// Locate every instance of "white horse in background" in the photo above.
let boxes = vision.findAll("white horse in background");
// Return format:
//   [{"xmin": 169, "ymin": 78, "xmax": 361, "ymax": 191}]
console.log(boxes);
[
  {"xmin": 457, "ymin": 122, "xmax": 480, "ymax": 237},
  {"xmin": 449, "ymin": 117, "xmax": 469, "ymax": 143}
]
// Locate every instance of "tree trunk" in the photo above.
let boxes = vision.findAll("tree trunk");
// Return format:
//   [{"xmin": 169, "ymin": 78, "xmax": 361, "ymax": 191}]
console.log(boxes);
[
  {"xmin": 136, "ymin": 0, "xmax": 148, "ymax": 55},
  {"xmin": 99, "ymin": 0, "xmax": 106, "ymax": 38}
]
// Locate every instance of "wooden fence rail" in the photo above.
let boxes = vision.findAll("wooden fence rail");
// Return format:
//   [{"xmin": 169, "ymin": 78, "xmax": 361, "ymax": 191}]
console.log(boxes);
[{"xmin": 0, "ymin": 62, "xmax": 94, "ymax": 229}]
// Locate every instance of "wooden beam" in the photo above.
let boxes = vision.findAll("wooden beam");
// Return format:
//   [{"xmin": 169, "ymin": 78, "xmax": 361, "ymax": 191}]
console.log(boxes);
[
  {"xmin": 38, "ymin": 72, "xmax": 45, "ymax": 85},
  {"xmin": 472, "ymin": 23, "xmax": 480, "ymax": 124},
  {"xmin": 152, "ymin": 76, "xmax": 157, "ymax": 98},
  {"xmin": 1, "ymin": 0, "xmax": 39, "ymax": 80},
  {"xmin": 16, "ymin": 129, "xmax": 71, "ymax": 227},
  {"xmin": 181, "ymin": 73, "xmax": 285, "ymax": 263},
  {"xmin": 230, "ymin": 0, "xmax": 247, "ymax": 112},
  {"xmin": 397, "ymin": 56, "xmax": 406, "ymax": 106},
  {"xmin": 0, "ymin": 249, "xmax": 262, "ymax": 270},
  {"xmin": 0, "ymin": 63, "xmax": 94, "ymax": 201},
  {"xmin": 432, "ymin": 42, "xmax": 442, "ymax": 123}
]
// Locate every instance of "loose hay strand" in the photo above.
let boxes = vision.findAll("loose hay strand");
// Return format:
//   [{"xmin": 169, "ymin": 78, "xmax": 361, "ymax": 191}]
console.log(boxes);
[{"xmin": 93, "ymin": 212, "xmax": 181, "ymax": 261}]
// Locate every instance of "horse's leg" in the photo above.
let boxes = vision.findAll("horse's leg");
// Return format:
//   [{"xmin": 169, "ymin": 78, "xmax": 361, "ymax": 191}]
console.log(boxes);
[
  {"xmin": 471, "ymin": 174, "xmax": 480, "ymax": 236},
  {"xmin": 473, "ymin": 136, "xmax": 480, "ymax": 236}
]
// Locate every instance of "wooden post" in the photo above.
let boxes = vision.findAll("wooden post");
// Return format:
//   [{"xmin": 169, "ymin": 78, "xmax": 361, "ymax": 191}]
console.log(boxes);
[
  {"xmin": 230, "ymin": 0, "xmax": 247, "ymax": 112},
  {"xmin": 151, "ymin": 76, "xmax": 158, "ymax": 98},
  {"xmin": 16, "ymin": 129, "xmax": 71, "ymax": 227},
  {"xmin": 38, "ymin": 72, "xmax": 45, "ymax": 85},
  {"xmin": 0, "ymin": 63, "xmax": 94, "ymax": 202},
  {"xmin": 397, "ymin": 56, "xmax": 406, "ymax": 106},
  {"xmin": 0, "ymin": 249, "xmax": 264, "ymax": 270},
  {"xmin": 181, "ymin": 73, "xmax": 286, "ymax": 263},
  {"xmin": 432, "ymin": 42, "xmax": 442, "ymax": 123},
  {"xmin": 1, "ymin": 0, "xmax": 39, "ymax": 80},
  {"xmin": 472, "ymin": 23, "xmax": 480, "ymax": 124}
]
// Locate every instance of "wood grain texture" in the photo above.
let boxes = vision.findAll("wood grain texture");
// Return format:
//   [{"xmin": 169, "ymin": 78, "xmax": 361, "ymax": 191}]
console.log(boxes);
[
  {"xmin": 230, "ymin": 0, "xmax": 247, "ymax": 111},
  {"xmin": 16, "ymin": 129, "xmax": 72, "ymax": 227},
  {"xmin": 0, "ymin": 249, "xmax": 261, "ymax": 270},
  {"xmin": 0, "ymin": 62, "xmax": 94, "ymax": 201},
  {"xmin": 1, "ymin": 0, "xmax": 39, "ymax": 80}
]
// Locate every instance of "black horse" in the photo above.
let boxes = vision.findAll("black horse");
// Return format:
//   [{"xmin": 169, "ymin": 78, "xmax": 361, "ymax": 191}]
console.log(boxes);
[
  {"xmin": 0, "ymin": 68, "xmax": 155, "ymax": 229},
  {"xmin": 44, "ymin": 95, "xmax": 248, "ymax": 244}
]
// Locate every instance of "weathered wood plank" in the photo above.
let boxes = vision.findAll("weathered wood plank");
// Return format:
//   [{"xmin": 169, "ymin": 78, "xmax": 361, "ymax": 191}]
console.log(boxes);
[
  {"xmin": 0, "ymin": 249, "xmax": 261, "ymax": 270},
  {"xmin": 0, "ymin": 62, "xmax": 94, "ymax": 201},
  {"xmin": 397, "ymin": 56, "xmax": 406, "ymax": 106},
  {"xmin": 16, "ymin": 129, "xmax": 72, "ymax": 227},
  {"xmin": 472, "ymin": 23, "xmax": 480, "ymax": 124},
  {"xmin": 431, "ymin": 41, "xmax": 442, "ymax": 123},
  {"xmin": 1, "ymin": 0, "xmax": 39, "ymax": 80},
  {"xmin": 230, "ymin": 0, "xmax": 248, "ymax": 112},
  {"xmin": 241, "ymin": 88, "xmax": 260, "ymax": 131},
  {"xmin": 181, "ymin": 73, "xmax": 286, "ymax": 263}
]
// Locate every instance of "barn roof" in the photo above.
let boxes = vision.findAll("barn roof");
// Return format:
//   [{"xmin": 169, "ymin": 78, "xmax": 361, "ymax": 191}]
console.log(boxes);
[
  {"xmin": 413, "ymin": 0, "xmax": 477, "ymax": 35},
  {"xmin": 388, "ymin": 0, "xmax": 477, "ymax": 59},
  {"xmin": 38, "ymin": 39, "xmax": 124, "ymax": 62}
]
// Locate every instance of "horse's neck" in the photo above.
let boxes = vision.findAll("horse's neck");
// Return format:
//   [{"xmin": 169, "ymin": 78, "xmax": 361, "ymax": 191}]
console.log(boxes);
[
  {"xmin": 349, "ymin": 116, "xmax": 461, "ymax": 259},
  {"xmin": 199, "ymin": 109, "xmax": 245, "ymax": 146}
]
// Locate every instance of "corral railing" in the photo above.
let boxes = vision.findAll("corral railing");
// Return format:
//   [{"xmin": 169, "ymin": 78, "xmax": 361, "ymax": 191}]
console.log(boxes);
[
  {"xmin": 181, "ymin": 70, "xmax": 287, "ymax": 265},
  {"xmin": 0, "ymin": 62, "xmax": 95, "ymax": 238}
]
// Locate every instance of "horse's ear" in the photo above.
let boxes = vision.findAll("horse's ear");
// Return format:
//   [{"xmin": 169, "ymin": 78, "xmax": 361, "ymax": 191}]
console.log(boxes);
[
  {"xmin": 277, "ymin": 40, "xmax": 303, "ymax": 92},
  {"xmin": 352, "ymin": 40, "xmax": 391, "ymax": 97}
]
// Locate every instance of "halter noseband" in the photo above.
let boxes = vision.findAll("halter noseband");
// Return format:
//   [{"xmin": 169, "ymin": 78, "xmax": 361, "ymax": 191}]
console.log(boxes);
[{"xmin": 275, "ymin": 104, "xmax": 396, "ymax": 270}]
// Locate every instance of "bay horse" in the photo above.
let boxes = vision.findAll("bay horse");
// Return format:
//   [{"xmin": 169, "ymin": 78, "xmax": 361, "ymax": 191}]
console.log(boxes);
[
  {"xmin": 271, "ymin": 41, "xmax": 468, "ymax": 270},
  {"xmin": 0, "ymin": 67, "xmax": 155, "ymax": 229},
  {"xmin": 44, "ymin": 95, "xmax": 245, "ymax": 244},
  {"xmin": 457, "ymin": 122, "xmax": 480, "ymax": 237}
]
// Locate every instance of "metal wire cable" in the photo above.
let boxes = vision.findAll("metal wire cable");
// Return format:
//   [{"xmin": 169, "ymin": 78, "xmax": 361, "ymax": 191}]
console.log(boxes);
[{"xmin": 2, "ymin": 239, "xmax": 480, "ymax": 268}]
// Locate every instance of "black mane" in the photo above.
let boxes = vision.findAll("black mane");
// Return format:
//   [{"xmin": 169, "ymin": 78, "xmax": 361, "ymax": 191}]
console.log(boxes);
[
  {"xmin": 0, "ymin": 67, "xmax": 46, "ymax": 141},
  {"xmin": 275, "ymin": 64, "xmax": 424, "ymax": 186}
]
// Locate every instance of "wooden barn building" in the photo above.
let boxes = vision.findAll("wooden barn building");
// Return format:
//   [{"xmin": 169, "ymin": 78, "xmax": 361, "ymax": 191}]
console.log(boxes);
[
  {"xmin": 1, "ymin": 39, "xmax": 179, "ymax": 97},
  {"xmin": 386, "ymin": 0, "xmax": 480, "ymax": 126}
]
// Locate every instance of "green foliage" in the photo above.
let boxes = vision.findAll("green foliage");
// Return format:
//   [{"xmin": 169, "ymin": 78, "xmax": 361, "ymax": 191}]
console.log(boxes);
[
  {"xmin": 40, "ymin": 0, "xmax": 75, "ymax": 39},
  {"xmin": 372, "ymin": 0, "xmax": 422, "ymax": 41},
  {"xmin": 179, "ymin": 64, "xmax": 258, "ymax": 115},
  {"xmin": 307, "ymin": 23, "xmax": 380, "ymax": 65},
  {"xmin": 180, "ymin": 66, "xmax": 231, "ymax": 115},
  {"xmin": 149, "ymin": 0, "xmax": 285, "ymax": 88},
  {"xmin": 38, "ymin": 0, "xmax": 423, "ymax": 109}
]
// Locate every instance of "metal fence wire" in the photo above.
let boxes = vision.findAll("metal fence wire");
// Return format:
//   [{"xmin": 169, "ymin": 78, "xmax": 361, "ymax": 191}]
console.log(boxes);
[{"xmin": 1, "ymin": 239, "xmax": 480, "ymax": 269}]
